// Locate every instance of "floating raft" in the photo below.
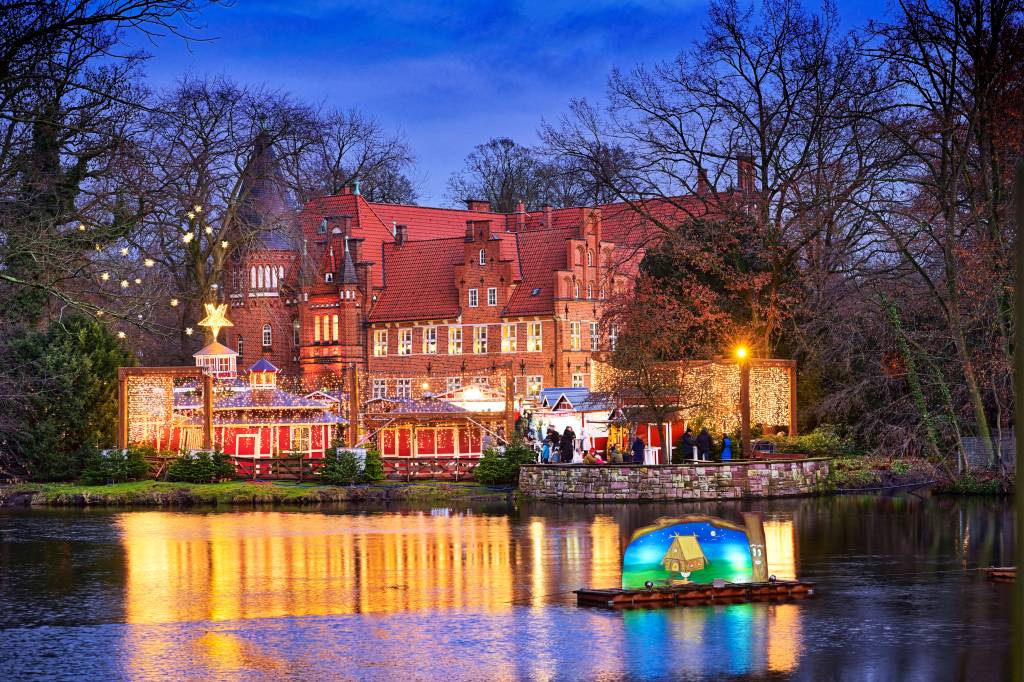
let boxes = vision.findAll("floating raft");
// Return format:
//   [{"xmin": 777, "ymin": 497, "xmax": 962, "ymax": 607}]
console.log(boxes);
[
  {"xmin": 576, "ymin": 580, "xmax": 816, "ymax": 608},
  {"xmin": 983, "ymin": 567, "xmax": 1016, "ymax": 582}
]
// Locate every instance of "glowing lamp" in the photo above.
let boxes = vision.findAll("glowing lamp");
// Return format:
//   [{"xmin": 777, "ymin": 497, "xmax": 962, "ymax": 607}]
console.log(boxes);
[{"xmin": 735, "ymin": 346, "xmax": 748, "ymax": 360}]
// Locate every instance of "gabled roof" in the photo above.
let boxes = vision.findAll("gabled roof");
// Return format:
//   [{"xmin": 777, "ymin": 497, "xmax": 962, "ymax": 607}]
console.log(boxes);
[
  {"xmin": 248, "ymin": 358, "xmax": 279, "ymax": 373},
  {"xmin": 193, "ymin": 341, "xmax": 237, "ymax": 357},
  {"xmin": 503, "ymin": 227, "xmax": 575, "ymax": 316},
  {"xmin": 538, "ymin": 387, "xmax": 611, "ymax": 413},
  {"xmin": 367, "ymin": 237, "xmax": 465, "ymax": 323},
  {"xmin": 364, "ymin": 396, "xmax": 469, "ymax": 417}
]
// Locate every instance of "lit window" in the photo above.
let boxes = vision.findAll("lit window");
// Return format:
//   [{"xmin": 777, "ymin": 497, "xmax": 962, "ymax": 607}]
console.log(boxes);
[
  {"xmin": 291, "ymin": 426, "xmax": 311, "ymax": 453},
  {"xmin": 372, "ymin": 378, "xmax": 387, "ymax": 399},
  {"xmin": 474, "ymin": 376, "xmax": 489, "ymax": 386},
  {"xmin": 373, "ymin": 329, "xmax": 388, "ymax": 356},
  {"xmin": 448, "ymin": 326, "xmax": 463, "ymax": 354},
  {"xmin": 468, "ymin": 288, "xmax": 478, "ymax": 307},
  {"xmin": 527, "ymin": 322, "xmax": 542, "ymax": 352},
  {"xmin": 572, "ymin": 373, "xmax": 585, "ymax": 388},
  {"xmin": 395, "ymin": 378, "xmax": 412, "ymax": 398},
  {"xmin": 293, "ymin": 323, "xmax": 300, "ymax": 346},
  {"xmin": 487, "ymin": 287, "xmax": 497, "ymax": 306},
  {"xmin": 527, "ymin": 375, "xmax": 543, "ymax": 396},
  {"xmin": 322, "ymin": 316, "xmax": 329, "ymax": 343},
  {"xmin": 332, "ymin": 314, "xmax": 339, "ymax": 342},
  {"xmin": 250, "ymin": 267, "xmax": 256, "ymax": 288},
  {"xmin": 473, "ymin": 325, "xmax": 488, "ymax": 354},
  {"xmin": 479, "ymin": 249, "xmax": 486, "ymax": 265},
  {"xmin": 447, "ymin": 376, "xmax": 462, "ymax": 392},
  {"xmin": 501, "ymin": 323, "xmax": 517, "ymax": 353},
  {"xmin": 570, "ymin": 321, "xmax": 581, "ymax": 350},
  {"xmin": 314, "ymin": 315, "xmax": 320, "ymax": 343},
  {"xmin": 590, "ymin": 321, "xmax": 599, "ymax": 350},
  {"xmin": 325, "ymin": 272, "xmax": 334, "ymax": 283},
  {"xmin": 398, "ymin": 328, "xmax": 412, "ymax": 355},
  {"xmin": 423, "ymin": 326, "xmax": 437, "ymax": 354},
  {"xmin": 610, "ymin": 325, "xmax": 618, "ymax": 351},
  {"xmin": 262, "ymin": 324, "xmax": 272, "ymax": 347},
  {"xmin": 237, "ymin": 337, "xmax": 244, "ymax": 358}
]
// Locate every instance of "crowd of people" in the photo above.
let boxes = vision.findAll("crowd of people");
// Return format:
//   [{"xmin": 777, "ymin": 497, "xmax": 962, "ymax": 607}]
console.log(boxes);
[{"xmin": 531, "ymin": 425, "xmax": 732, "ymax": 465}]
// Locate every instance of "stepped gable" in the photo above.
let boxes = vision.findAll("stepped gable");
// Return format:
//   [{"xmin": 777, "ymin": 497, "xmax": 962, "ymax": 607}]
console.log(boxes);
[
  {"xmin": 502, "ymin": 226, "xmax": 577, "ymax": 317},
  {"xmin": 367, "ymin": 237, "xmax": 467, "ymax": 323},
  {"xmin": 236, "ymin": 131, "xmax": 296, "ymax": 250}
]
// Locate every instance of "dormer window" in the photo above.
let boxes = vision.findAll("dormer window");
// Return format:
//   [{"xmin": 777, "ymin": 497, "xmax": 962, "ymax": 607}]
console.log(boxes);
[
  {"xmin": 318, "ymin": 218, "xmax": 328, "ymax": 235},
  {"xmin": 325, "ymin": 272, "xmax": 334, "ymax": 283},
  {"xmin": 479, "ymin": 249, "xmax": 486, "ymax": 265}
]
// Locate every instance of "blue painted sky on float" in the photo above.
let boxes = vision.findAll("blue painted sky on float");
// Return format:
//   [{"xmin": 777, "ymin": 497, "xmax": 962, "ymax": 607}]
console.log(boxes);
[{"xmin": 135, "ymin": 1, "xmax": 890, "ymax": 205}]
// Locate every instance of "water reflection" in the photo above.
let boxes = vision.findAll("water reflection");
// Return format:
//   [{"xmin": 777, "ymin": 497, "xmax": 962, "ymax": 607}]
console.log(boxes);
[{"xmin": 0, "ymin": 496, "xmax": 1012, "ymax": 681}]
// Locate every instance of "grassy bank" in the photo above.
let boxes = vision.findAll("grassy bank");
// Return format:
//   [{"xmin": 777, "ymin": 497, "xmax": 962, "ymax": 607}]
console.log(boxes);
[
  {"xmin": 828, "ymin": 455, "xmax": 1013, "ymax": 495},
  {"xmin": 0, "ymin": 480, "xmax": 513, "ymax": 507}
]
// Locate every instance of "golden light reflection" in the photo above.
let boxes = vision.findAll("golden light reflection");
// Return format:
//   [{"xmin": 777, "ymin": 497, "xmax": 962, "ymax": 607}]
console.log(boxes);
[
  {"xmin": 765, "ymin": 603, "xmax": 802, "ymax": 673},
  {"xmin": 764, "ymin": 518, "xmax": 797, "ymax": 581}
]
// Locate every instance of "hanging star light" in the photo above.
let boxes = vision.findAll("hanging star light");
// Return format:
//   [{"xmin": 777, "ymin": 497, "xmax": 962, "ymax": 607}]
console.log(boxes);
[
  {"xmin": 117, "ymin": 331, "xmax": 126, "ymax": 339},
  {"xmin": 101, "ymin": 272, "xmax": 110, "ymax": 281},
  {"xmin": 144, "ymin": 258, "xmax": 155, "ymax": 267},
  {"xmin": 120, "ymin": 247, "xmax": 129, "ymax": 256},
  {"xmin": 170, "ymin": 298, "xmax": 179, "ymax": 307},
  {"xmin": 197, "ymin": 303, "xmax": 233, "ymax": 342},
  {"xmin": 182, "ymin": 233, "xmax": 194, "ymax": 244},
  {"xmin": 185, "ymin": 327, "xmax": 194, "ymax": 336}
]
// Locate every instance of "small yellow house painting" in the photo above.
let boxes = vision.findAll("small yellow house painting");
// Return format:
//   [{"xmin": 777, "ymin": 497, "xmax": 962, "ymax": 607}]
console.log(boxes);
[{"xmin": 662, "ymin": 534, "xmax": 707, "ymax": 574}]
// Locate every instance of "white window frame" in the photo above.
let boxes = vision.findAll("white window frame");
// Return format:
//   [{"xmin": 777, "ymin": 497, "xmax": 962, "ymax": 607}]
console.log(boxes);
[
  {"xmin": 473, "ymin": 325, "xmax": 488, "ymax": 354},
  {"xmin": 527, "ymin": 322, "xmax": 542, "ymax": 352},
  {"xmin": 501, "ymin": 323, "xmax": 517, "ymax": 353},
  {"xmin": 237, "ymin": 336, "xmax": 244, "ymax": 357},
  {"xmin": 586, "ymin": 283, "xmax": 593, "ymax": 299},
  {"xmin": 447, "ymin": 376, "xmax": 462, "ymax": 392},
  {"xmin": 574, "ymin": 281, "xmax": 580, "ymax": 299},
  {"xmin": 527, "ymin": 375, "xmax": 543, "ymax": 396},
  {"xmin": 372, "ymin": 378, "xmax": 387, "ymax": 399},
  {"xmin": 610, "ymin": 325, "xmax": 618, "ymax": 351},
  {"xmin": 290, "ymin": 426, "xmax": 312, "ymax": 454},
  {"xmin": 423, "ymin": 326, "xmax": 437, "ymax": 354},
  {"xmin": 262, "ymin": 324, "xmax": 272, "ymax": 347},
  {"xmin": 468, "ymin": 288, "xmax": 478, "ymax": 307},
  {"xmin": 398, "ymin": 328, "xmax": 412, "ymax": 355},
  {"xmin": 448, "ymin": 326, "xmax": 463, "ymax": 355},
  {"xmin": 479, "ymin": 248, "xmax": 487, "ymax": 265},
  {"xmin": 332, "ymin": 314, "xmax": 339, "ymax": 342},
  {"xmin": 325, "ymin": 272, "xmax": 334, "ymax": 283},
  {"xmin": 487, "ymin": 287, "xmax": 497, "ymax": 306},
  {"xmin": 572, "ymin": 373, "xmax": 585, "ymax": 388},
  {"xmin": 569, "ymin": 321, "xmax": 581, "ymax": 351},
  {"xmin": 395, "ymin": 378, "xmax": 412, "ymax": 398},
  {"xmin": 373, "ymin": 329, "xmax": 388, "ymax": 357},
  {"xmin": 590, "ymin": 321, "xmax": 599, "ymax": 350}
]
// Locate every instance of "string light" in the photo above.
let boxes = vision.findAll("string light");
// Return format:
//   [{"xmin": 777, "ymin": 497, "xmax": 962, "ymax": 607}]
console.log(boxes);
[
  {"xmin": 185, "ymin": 327, "xmax": 194, "ymax": 336},
  {"xmin": 187, "ymin": 211, "xmax": 195, "ymax": 220},
  {"xmin": 220, "ymin": 240, "xmax": 229, "ymax": 249},
  {"xmin": 134, "ymin": 278, "xmax": 142, "ymax": 285},
  {"xmin": 77, "ymin": 223, "xmax": 86, "ymax": 232},
  {"xmin": 170, "ymin": 298, "xmax": 179, "ymax": 307},
  {"xmin": 120, "ymin": 280, "xmax": 129, "ymax": 288},
  {"xmin": 117, "ymin": 331, "xmax": 126, "ymax": 339},
  {"xmin": 194, "ymin": 205, "xmax": 202, "ymax": 213},
  {"xmin": 144, "ymin": 258, "xmax": 155, "ymax": 268},
  {"xmin": 204, "ymin": 226, "xmax": 213, "ymax": 235},
  {"xmin": 120, "ymin": 247, "xmax": 129, "ymax": 256},
  {"xmin": 101, "ymin": 272, "xmax": 110, "ymax": 281},
  {"xmin": 182, "ymin": 233, "xmax": 194, "ymax": 244}
]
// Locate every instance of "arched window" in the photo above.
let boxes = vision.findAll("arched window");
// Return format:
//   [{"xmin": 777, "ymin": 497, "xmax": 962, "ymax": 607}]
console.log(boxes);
[
  {"xmin": 479, "ymin": 249, "xmax": 486, "ymax": 265},
  {"xmin": 586, "ymin": 283, "xmax": 593, "ymax": 299},
  {"xmin": 262, "ymin": 324, "xmax": 272, "ymax": 347},
  {"xmin": 599, "ymin": 285, "xmax": 606, "ymax": 300},
  {"xmin": 271, "ymin": 267, "xmax": 278, "ymax": 289},
  {"xmin": 257, "ymin": 266, "xmax": 264, "ymax": 289},
  {"xmin": 278, "ymin": 266, "xmax": 285, "ymax": 282},
  {"xmin": 250, "ymin": 267, "xmax": 256, "ymax": 288},
  {"xmin": 264, "ymin": 265, "xmax": 272, "ymax": 289},
  {"xmin": 587, "ymin": 250, "xmax": 593, "ymax": 266},
  {"xmin": 576, "ymin": 247, "xmax": 584, "ymax": 266},
  {"xmin": 237, "ymin": 336, "xmax": 244, "ymax": 357},
  {"xmin": 574, "ymin": 281, "xmax": 580, "ymax": 299}
]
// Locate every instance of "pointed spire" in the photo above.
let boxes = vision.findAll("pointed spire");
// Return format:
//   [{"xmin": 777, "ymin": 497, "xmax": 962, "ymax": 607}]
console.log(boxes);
[{"xmin": 340, "ymin": 237, "xmax": 359, "ymax": 284}]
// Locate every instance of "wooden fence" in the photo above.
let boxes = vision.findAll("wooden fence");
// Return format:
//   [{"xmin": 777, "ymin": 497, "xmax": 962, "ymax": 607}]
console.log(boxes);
[
  {"xmin": 382, "ymin": 456, "xmax": 479, "ymax": 482},
  {"xmin": 144, "ymin": 454, "xmax": 480, "ymax": 482}
]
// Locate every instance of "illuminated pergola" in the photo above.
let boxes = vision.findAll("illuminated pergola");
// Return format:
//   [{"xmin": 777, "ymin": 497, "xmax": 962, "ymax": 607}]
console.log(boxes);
[{"xmin": 118, "ymin": 367, "xmax": 213, "ymax": 450}]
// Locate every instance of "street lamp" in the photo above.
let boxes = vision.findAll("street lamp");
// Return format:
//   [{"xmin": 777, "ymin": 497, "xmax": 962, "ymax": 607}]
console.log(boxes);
[{"xmin": 736, "ymin": 346, "xmax": 751, "ymax": 460}]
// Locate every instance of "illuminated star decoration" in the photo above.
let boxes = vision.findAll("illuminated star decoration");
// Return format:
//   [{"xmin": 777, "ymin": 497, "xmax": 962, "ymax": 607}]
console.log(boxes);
[{"xmin": 197, "ymin": 303, "xmax": 233, "ymax": 342}]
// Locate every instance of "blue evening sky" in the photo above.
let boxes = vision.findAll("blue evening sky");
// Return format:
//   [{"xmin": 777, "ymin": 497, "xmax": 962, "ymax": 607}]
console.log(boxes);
[{"xmin": 137, "ymin": 1, "xmax": 889, "ymax": 205}]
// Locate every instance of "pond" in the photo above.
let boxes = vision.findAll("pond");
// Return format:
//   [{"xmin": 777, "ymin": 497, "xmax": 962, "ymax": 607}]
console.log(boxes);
[{"xmin": 0, "ymin": 494, "xmax": 1012, "ymax": 681}]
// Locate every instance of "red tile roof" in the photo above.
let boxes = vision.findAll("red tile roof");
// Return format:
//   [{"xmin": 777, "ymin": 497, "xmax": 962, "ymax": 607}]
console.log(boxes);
[
  {"xmin": 503, "ymin": 227, "xmax": 576, "ymax": 317},
  {"xmin": 367, "ymin": 237, "xmax": 466, "ymax": 323}
]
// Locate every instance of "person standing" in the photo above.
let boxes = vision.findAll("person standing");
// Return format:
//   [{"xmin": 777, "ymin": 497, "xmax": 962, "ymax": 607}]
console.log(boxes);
[
  {"xmin": 560, "ymin": 427, "xmax": 576, "ymax": 465},
  {"xmin": 631, "ymin": 435, "xmax": 646, "ymax": 464},
  {"xmin": 696, "ymin": 428, "xmax": 713, "ymax": 461},
  {"xmin": 681, "ymin": 428, "xmax": 696, "ymax": 460},
  {"xmin": 547, "ymin": 428, "xmax": 561, "ymax": 463},
  {"xmin": 721, "ymin": 435, "xmax": 732, "ymax": 461}
]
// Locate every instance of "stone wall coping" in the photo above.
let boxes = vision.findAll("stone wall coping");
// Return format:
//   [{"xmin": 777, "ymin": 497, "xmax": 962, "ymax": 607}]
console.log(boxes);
[{"xmin": 520, "ymin": 457, "xmax": 831, "ymax": 469}]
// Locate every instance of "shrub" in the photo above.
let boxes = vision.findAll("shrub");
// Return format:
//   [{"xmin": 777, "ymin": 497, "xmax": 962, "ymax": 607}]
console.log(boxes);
[
  {"xmin": 167, "ymin": 450, "xmax": 235, "ymax": 483},
  {"xmin": 360, "ymin": 448, "xmax": 385, "ymax": 483},
  {"xmin": 770, "ymin": 424, "xmax": 859, "ymax": 458},
  {"xmin": 473, "ymin": 438, "xmax": 536, "ymax": 485},
  {"xmin": 318, "ymin": 448, "xmax": 361, "ymax": 485},
  {"xmin": 79, "ymin": 446, "xmax": 151, "ymax": 485}
]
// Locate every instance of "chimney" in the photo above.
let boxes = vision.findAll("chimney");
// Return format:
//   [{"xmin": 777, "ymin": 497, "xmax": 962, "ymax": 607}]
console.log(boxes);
[
  {"xmin": 737, "ymin": 154, "xmax": 755, "ymax": 195},
  {"xmin": 465, "ymin": 198, "xmax": 491, "ymax": 212},
  {"xmin": 543, "ymin": 205, "xmax": 553, "ymax": 228},
  {"xmin": 340, "ymin": 186, "xmax": 351, "ymax": 196},
  {"xmin": 514, "ymin": 200, "xmax": 526, "ymax": 232},
  {"xmin": 395, "ymin": 224, "xmax": 408, "ymax": 245},
  {"xmin": 696, "ymin": 166, "xmax": 710, "ymax": 195}
]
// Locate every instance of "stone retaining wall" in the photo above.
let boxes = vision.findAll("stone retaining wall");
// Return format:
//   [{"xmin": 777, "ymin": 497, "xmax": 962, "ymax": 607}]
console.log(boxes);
[{"xmin": 518, "ymin": 458, "xmax": 831, "ymax": 501}]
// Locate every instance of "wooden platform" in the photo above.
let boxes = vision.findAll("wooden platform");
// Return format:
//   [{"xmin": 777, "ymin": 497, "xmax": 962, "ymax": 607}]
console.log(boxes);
[
  {"xmin": 983, "ymin": 567, "xmax": 1016, "ymax": 582},
  {"xmin": 576, "ymin": 580, "xmax": 816, "ymax": 608}
]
